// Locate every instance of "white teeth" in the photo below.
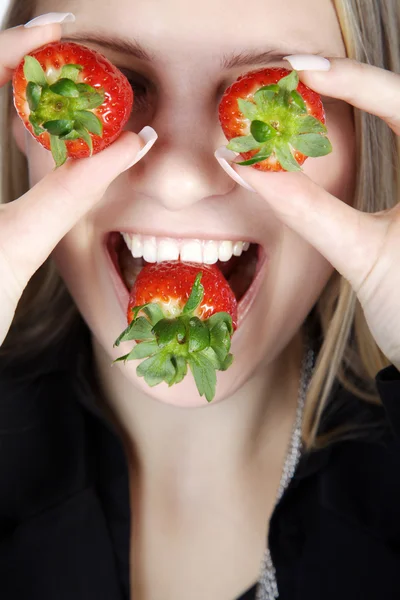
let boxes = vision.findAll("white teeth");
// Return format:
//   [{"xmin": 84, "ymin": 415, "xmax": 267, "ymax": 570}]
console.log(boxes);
[
  {"xmin": 122, "ymin": 232, "xmax": 132, "ymax": 250},
  {"xmin": 119, "ymin": 233, "xmax": 252, "ymax": 264},
  {"xmin": 157, "ymin": 238, "xmax": 180, "ymax": 262},
  {"xmin": 219, "ymin": 240, "xmax": 233, "ymax": 262},
  {"xmin": 180, "ymin": 240, "xmax": 203, "ymax": 262},
  {"xmin": 142, "ymin": 236, "xmax": 157, "ymax": 262},
  {"xmin": 203, "ymin": 240, "xmax": 219, "ymax": 264},
  {"xmin": 233, "ymin": 241, "xmax": 244, "ymax": 256},
  {"xmin": 131, "ymin": 234, "xmax": 143, "ymax": 258}
]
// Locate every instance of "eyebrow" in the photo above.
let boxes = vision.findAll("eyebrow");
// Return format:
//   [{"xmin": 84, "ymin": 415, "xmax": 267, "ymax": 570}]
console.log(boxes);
[{"xmin": 62, "ymin": 32, "xmax": 326, "ymax": 70}]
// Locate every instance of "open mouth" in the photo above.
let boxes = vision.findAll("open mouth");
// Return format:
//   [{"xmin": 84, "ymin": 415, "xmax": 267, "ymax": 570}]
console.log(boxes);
[{"xmin": 106, "ymin": 232, "xmax": 266, "ymax": 319}]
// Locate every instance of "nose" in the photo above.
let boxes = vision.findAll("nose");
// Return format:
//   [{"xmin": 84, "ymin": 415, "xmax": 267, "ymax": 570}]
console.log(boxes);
[{"xmin": 126, "ymin": 114, "xmax": 235, "ymax": 212}]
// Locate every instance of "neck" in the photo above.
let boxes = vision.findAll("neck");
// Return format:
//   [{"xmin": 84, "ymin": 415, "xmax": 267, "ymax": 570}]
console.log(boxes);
[{"xmin": 92, "ymin": 329, "xmax": 306, "ymax": 487}]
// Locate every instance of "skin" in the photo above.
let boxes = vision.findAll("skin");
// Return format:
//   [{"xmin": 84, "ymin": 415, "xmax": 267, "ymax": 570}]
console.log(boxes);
[{"xmin": 11, "ymin": 0, "xmax": 356, "ymax": 597}]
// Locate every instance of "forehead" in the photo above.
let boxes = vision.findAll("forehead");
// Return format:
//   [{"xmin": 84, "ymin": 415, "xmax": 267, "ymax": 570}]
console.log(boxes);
[{"xmin": 35, "ymin": 0, "xmax": 345, "ymax": 69}]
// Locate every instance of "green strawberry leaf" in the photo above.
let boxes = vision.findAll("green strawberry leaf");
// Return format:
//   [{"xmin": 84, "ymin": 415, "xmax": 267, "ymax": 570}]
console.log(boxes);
[
  {"xmin": 23, "ymin": 55, "xmax": 47, "ymax": 87},
  {"xmin": 112, "ymin": 352, "xmax": 131, "ymax": 363},
  {"xmin": 219, "ymin": 353, "xmax": 234, "ymax": 371},
  {"xmin": 253, "ymin": 88, "xmax": 278, "ymax": 112},
  {"xmin": 171, "ymin": 355, "xmax": 188, "ymax": 385},
  {"xmin": 275, "ymin": 144, "xmax": 302, "ymax": 172},
  {"xmin": 201, "ymin": 347, "xmax": 222, "ymax": 370},
  {"xmin": 188, "ymin": 353, "xmax": 217, "ymax": 402},
  {"xmin": 187, "ymin": 317, "xmax": 210, "ymax": 353},
  {"xmin": 290, "ymin": 90, "xmax": 307, "ymax": 113},
  {"xmin": 209, "ymin": 321, "xmax": 231, "ymax": 362},
  {"xmin": 255, "ymin": 84, "xmax": 280, "ymax": 96},
  {"xmin": 137, "ymin": 352, "xmax": 176, "ymax": 387},
  {"xmin": 123, "ymin": 340, "xmax": 159, "ymax": 361},
  {"xmin": 250, "ymin": 120, "xmax": 277, "ymax": 143},
  {"xmin": 59, "ymin": 129, "xmax": 82, "ymax": 140},
  {"xmin": 236, "ymin": 148, "xmax": 272, "ymax": 166},
  {"xmin": 130, "ymin": 303, "xmax": 152, "ymax": 321},
  {"xmin": 290, "ymin": 133, "xmax": 332, "ymax": 157},
  {"xmin": 49, "ymin": 78, "xmax": 80, "ymax": 98},
  {"xmin": 74, "ymin": 84, "xmax": 105, "ymax": 109},
  {"xmin": 182, "ymin": 273, "xmax": 204, "ymax": 315},
  {"xmin": 43, "ymin": 119, "xmax": 75, "ymax": 136},
  {"xmin": 141, "ymin": 303, "xmax": 165, "ymax": 326},
  {"xmin": 278, "ymin": 69, "xmax": 299, "ymax": 93},
  {"xmin": 205, "ymin": 312, "xmax": 234, "ymax": 335},
  {"xmin": 297, "ymin": 115, "xmax": 327, "ymax": 134},
  {"xmin": 74, "ymin": 125, "xmax": 93, "ymax": 155},
  {"xmin": 74, "ymin": 110, "xmax": 103, "ymax": 136},
  {"xmin": 114, "ymin": 316, "xmax": 155, "ymax": 346},
  {"xmin": 29, "ymin": 114, "xmax": 46, "ymax": 136},
  {"xmin": 60, "ymin": 64, "xmax": 83, "ymax": 83},
  {"xmin": 26, "ymin": 81, "xmax": 42, "ymax": 111},
  {"xmin": 237, "ymin": 98, "xmax": 259, "ymax": 120},
  {"xmin": 227, "ymin": 135, "xmax": 261, "ymax": 153},
  {"xmin": 152, "ymin": 318, "xmax": 186, "ymax": 347},
  {"xmin": 49, "ymin": 134, "xmax": 67, "ymax": 168}
]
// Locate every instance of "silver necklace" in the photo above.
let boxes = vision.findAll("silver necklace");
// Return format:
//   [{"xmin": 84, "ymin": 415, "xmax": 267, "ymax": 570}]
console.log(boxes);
[{"xmin": 255, "ymin": 338, "xmax": 315, "ymax": 600}]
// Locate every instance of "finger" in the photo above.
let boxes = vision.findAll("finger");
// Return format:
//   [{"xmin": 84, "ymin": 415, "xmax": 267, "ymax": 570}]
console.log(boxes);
[
  {"xmin": 230, "ymin": 164, "xmax": 391, "ymax": 292},
  {"xmin": 0, "ymin": 130, "xmax": 145, "ymax": 290},
  {"xmin": 0, "ymin": 23, "xmax": 62, "ymax": 86},
  {"xmin": 284, "ymin": 56, "xmax": 400, "ymax": 135}
]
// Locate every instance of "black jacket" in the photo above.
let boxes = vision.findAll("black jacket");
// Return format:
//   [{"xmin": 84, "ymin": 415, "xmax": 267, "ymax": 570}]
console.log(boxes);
[{"xmin": 1, "ymin": 319, "xmax": 400, "ymax": 599}]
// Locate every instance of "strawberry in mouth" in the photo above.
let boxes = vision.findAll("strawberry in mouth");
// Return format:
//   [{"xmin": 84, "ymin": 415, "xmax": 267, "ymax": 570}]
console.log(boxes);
[
  {"xmin": 107, "ymin": 232, "xmax": 262, "ymax": 305},
  {"xmin": 107, "ymin": 232, "xmax": 264, "ymax": 401}
]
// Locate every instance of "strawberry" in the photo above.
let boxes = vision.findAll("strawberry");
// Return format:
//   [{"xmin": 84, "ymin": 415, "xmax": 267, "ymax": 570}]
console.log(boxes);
[
  {"xmin": 12, "ymin": 41, "xmax": 133, "ymax": 168},
  {"xmin": 218, "ymin": 67, "xmax": 332, "ymax": 172},
  {"xmin": 114, "ymin": 261, "xmax": 238, "ymax": 402}
]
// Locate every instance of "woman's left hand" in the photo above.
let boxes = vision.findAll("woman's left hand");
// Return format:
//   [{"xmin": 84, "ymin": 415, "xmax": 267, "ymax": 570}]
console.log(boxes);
[{"xmin": 222, "ymin": 57, "xmax": 400, "ymax": 371}]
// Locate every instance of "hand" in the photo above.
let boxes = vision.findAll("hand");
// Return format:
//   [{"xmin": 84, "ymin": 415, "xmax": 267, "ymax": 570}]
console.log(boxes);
[
  {"xmin": 228, "ymin": 57, "xmax": 400, "ymax": 371},
  {"xmin": 0, "ymin": 23, "xmax": 146, "ymax": 347}
]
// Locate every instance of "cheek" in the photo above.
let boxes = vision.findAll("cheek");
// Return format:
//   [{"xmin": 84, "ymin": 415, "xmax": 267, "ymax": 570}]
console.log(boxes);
[{"xmin": 302, "ymin": 101, "xmax": 356, "ymax": 206}]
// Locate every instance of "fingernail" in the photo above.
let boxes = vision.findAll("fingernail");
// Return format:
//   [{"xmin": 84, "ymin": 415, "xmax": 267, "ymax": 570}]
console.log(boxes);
[
  {"xmin": 283, "ymin": 54, "xmax": 331, "ymax": 71},
  {"xmin": 214, "ymin": 147, "xmax": 257, "ymax": 193},
  {"xmin": 24, "ymin": 12, "xmax": 76, "ymax": 28},
  {"xmin": 123, "ymin": 126, "xmax": 158, "ymax": 171}
]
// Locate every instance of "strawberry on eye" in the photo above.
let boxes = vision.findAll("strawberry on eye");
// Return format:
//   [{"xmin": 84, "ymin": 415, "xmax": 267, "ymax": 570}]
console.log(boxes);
[
  {"xmin": 12, "ymin": 41, "xmax": 134, "ymax": 168},
  {"xmin": 218, "ymin": 67, "xmax": 332, "ymax": 172},
  {"xmin": 114, "ymin": 261, "xmax": 238, "ymax": 403}
]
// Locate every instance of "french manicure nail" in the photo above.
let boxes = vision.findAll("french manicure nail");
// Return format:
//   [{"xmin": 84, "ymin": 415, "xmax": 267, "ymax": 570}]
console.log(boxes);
[
  {"xmin": 214, "ymin": 147, "xmax": 257, "ymax": 193},
  {"xmin": 24, "ymin": 12, "xmax": 76, "ymax": 28},
  {"xmin": 283, "ymin": 54, "xmax": 331, "ymax": 71},
  {"xmin": 123, "ymin": 126, "xmax": 158, "ymax": 171}
]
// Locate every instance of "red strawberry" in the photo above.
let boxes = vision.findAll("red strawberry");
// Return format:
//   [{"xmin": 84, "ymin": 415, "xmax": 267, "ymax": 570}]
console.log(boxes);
[
  {"xmin": 114, "ymin": 261, "xmax": 238, "ymax": 402},
  {"xmin": 12, "ymin": 41, "xmax": 133, "ymax": 168},
  {"xmin": 218, "ymin": 67, "xmax": 332, "ymax": 172}
]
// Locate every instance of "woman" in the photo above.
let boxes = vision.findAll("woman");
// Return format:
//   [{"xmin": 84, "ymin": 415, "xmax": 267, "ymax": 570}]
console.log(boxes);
[{"xmin": 0, "ymin": 0, "xmax": 399, "ymax": 598}]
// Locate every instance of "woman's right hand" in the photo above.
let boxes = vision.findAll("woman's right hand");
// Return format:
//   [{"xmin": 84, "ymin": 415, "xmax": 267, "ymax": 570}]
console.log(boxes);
[{"xmin": 0, "ymin": 22, "xmax": 147, "ymax": 347}]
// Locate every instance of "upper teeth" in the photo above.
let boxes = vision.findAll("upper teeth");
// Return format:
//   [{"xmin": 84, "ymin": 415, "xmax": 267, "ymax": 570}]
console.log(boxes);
[{"xmin": 120, "ymin": 233, "xmax": 251, "ymax": 264}]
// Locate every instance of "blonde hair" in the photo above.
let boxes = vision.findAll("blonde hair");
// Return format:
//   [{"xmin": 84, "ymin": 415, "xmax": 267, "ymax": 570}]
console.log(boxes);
[{"xmin": 1, "ymin": 0, "xmax": 398, "ymax": 450}]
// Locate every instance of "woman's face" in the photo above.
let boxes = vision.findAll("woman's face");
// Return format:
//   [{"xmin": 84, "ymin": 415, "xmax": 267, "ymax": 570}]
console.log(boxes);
[{"xmin": 19, "ymin": 0, "xmax": 355, "ymax": 407}]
